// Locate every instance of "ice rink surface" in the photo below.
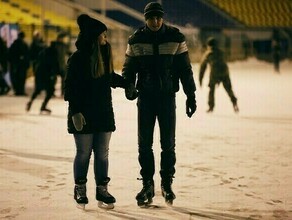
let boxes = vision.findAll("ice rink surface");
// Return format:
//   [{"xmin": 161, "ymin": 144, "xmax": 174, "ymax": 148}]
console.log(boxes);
[{"xmin": 0, "ymin": 58, "xmax": 291, "ymax": 219}]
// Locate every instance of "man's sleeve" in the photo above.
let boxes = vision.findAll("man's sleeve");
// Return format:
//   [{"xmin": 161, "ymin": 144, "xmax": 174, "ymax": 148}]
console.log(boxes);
[
  {"xmin": 175, "ymin": 39, "xmax": 196, "ymax": 96},
  {"xmin": 122, "ymin": 43, "xmax": 138, "ymax": 85}
]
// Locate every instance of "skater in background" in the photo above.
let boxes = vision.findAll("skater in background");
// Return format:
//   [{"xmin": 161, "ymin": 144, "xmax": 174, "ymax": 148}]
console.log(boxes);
[
  {"xmin": 0, "ymin": 36, "xmax": 10, "ymax": 95},
  {"xmin": 122, "ymin": 2, "xmax": 197, "ymax": 206},
  {"xmin": 30, "ymin": 30, "xmax": 46, "ymax": 75},
  {"xmin": 199, "ymin": 37, "xmax": 239, "ymax": 113},
  {"xmin": 8, "ymin": 31, "xmax": 30, "ymax": 96},
  {"xmin": 64, "ymin": 14, "xmax": 136, "ymax": 209},
  {"xmin": 52, "ymin": 32, "xmax": 71, "ymax": 97},
  {"xmin": 26, "ymin": 40, "xmax": 60, "ymax": 114}
]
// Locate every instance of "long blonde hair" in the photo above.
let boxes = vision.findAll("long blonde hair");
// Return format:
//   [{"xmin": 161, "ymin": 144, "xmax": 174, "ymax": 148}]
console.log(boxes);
[{"xmin": 92, "ymin": 42, "xmax": 114, "ymax": 78}]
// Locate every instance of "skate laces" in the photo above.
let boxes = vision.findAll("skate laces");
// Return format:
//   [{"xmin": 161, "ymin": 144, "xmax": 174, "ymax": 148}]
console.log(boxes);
[
  {"xmin": 76, "ymin": 185, "xmax": 86, "ymax": 197},
  {"xmin": 97, "ymin": 185, "xmax": 113, "ymax": 197},
  {"xmin": 162, "ymin": 182, "xmax": 172, "ymax": 192}
]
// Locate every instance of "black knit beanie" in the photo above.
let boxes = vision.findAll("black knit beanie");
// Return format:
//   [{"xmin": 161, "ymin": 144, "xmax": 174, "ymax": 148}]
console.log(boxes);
[
  {"xmin": 77, "ymin": 14, "xmax": 107, "ymax": 38},
  {"xmin": 144, "ymin": 2, "xmax": 164, "ymax": 20},
  {"xmin": 207, "ymin": 37, "xmax": 218, "ymax": 47}
]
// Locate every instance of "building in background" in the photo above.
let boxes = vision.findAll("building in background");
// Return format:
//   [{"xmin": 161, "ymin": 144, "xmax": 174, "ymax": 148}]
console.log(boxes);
[{"xmin": 1, "ymin": 0, "xmax": 291, "ymax": 67}]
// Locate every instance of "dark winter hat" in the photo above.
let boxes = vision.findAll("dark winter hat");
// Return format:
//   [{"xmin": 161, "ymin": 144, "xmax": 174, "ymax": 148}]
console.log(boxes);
[
  {"xmin": 77, "ymin": 14, "xmax": 107, "ymax": 38},
  {"xmin": 18, "ymin": 31, "xmax": 25, "ymax": 39},
  {"xmin": 144, "ymin": 2, "xmax": 164, "ymax": 20},
  {"xmin": 207, "ymin": 37, "xmax": 218, "ymax": 47}
]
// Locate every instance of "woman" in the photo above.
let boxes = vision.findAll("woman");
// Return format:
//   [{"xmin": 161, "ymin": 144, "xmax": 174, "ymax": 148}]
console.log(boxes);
[{"xmin": 64, "ymin": 14, "xmax": 136, "ymax": 209}]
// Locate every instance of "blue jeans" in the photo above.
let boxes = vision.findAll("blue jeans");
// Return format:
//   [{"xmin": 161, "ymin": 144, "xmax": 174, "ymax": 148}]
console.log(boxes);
[{"xmin": 73, "ymin": 132, "xmax": 112, "ymax": 185}]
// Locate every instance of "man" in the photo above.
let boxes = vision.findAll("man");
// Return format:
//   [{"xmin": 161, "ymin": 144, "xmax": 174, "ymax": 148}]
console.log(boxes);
[
  {"xmin": 52, "ymin": 32, "xmax": 71, "ymax": 96},
  {"xmin": 9, "ymin": 31, "xmax": 30, "ymax": 96},
  {"xmin": 122, "ymin": 2, "xmax": 197, "ymax": 206},
  {"xmin": 26, "ymin": 40, "xmax": 59, "ymax": 114},
  {"xmin": 30, "ymin": 30, "xmax": 46, "ymax": 74},
  {"xmin": 199, "ymin": 37, "xmax": 239, "ymax": 113},
  {"xmin": 0, "ymin": 36, "xmax": 10, "ymax": 95}
]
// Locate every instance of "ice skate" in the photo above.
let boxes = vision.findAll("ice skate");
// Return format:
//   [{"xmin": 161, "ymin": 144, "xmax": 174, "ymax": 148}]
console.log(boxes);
[
  {"xmin": 1, "ymin": 86, "xmax": 10, "ymax": 95},
  {"xmin": 74, "ymin": 184, "xmax": 88, "ymax": 209},
  {"xmin": 136, "ymin": 179, "xmax": 155, "ymax": 207},
  {"xmin": 26, "ymin": 101, "xmax": 32, "ymax": 112},
  {"xmin": 206, "ymin": 107, "xmax": 213, "ymax": 113},
  {"xmin": 161, "ymin": 179, "xmax": 176, "ymax": 206},
  {"xmin": 233, "ymin": 103, "xmax": 239, "ymax": 113},
  {"xmin": 40, "ymin": 107, "xmax": 52, "ymax": 115},
  {"xmin": 96, "ymin": 178, "xmax": 116, "ymax": 209}
]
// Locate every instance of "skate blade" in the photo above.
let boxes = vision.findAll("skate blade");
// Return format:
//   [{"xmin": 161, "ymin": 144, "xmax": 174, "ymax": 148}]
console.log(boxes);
[
  {"xmin": 165, "ymin": 199, "xmax": 173, "ymax": 206},
  {"xmin": 162, "ymin": 193, "xmax": 175, "ymax": 206},
  {"xmin": 97, "ymin": 201, "xmax": 114, "ymax": 209},
  {"xmin": 40, "ymin": 111, "xmax": 51, "ymax": 115},
  {"xmin": 137, "ymin": 198, "xmax": 153, "ymax": 207},
  {"xmin": 76, "ymin": 203, "xmax": 86, "ymax": 210}
]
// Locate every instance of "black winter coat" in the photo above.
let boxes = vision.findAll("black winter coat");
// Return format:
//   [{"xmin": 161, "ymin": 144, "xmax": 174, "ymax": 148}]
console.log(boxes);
[
  {"xmin": 35, "ymin": 43, "xmax": 59, "ymax": 90},
  {"xmin": 122, "ymin": 24, "xmax": 196, "ymax": 97},
  {"xmin": 64, "ymin": 43, "xmax": 127, "ymax": 134},
  {"xmin": 9, "ymin": 38, "xmax": 30, "ymax": 70}
]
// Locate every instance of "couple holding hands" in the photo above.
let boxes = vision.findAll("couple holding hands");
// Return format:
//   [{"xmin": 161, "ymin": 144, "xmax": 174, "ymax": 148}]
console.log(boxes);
[{"xmin": 64, "ymin": 2, "xmax": 196, "ymax": 209}]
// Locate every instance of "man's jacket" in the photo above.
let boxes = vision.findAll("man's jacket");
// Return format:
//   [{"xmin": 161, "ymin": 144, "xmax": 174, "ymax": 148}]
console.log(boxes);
[{"xmin": 122, "ymin": 24, "xmax": 196, "ymax": 97}]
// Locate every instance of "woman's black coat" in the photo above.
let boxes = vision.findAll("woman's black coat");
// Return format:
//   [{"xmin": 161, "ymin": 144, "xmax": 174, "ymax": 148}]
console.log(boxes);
[{"xmin": 64, "ymin": 43, "xmax": 127, "ymax": 134}]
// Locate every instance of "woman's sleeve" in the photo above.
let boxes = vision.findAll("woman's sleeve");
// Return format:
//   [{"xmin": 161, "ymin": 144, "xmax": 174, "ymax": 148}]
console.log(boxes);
[{"xmin": 64, "ymin": 54, "xmax": 83, "ymax": 114}]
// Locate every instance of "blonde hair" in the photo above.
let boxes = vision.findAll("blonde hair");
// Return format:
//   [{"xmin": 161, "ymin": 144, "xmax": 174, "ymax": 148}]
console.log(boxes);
[{"xmin": 92, "ymin": 42, "xmax": 114, "ymax": 78}]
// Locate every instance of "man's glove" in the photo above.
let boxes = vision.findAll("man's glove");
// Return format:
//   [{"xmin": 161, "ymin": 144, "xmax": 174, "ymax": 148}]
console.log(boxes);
[
  {"xmin": 125, "ymin": 83, "xmax": 138, "ymax": 100},
  {"xmin": 72, "ymin": 113, "xmax": 86, "ymax": 131},
  {"xmin": 186, "ymin": 94, "xmax": 197, "ymax": 118}
]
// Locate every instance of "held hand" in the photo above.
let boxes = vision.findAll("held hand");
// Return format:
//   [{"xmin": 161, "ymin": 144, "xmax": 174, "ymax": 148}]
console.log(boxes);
[
  {"xmin": 125, "ymin": 83, "xmax": 138, "ymax": 100},
  {"xmin": 72, "ymin": 113, "xmax": 86, "ymax": 131},
  {"xmin": 186, "ymin": 95, "xmax": 197, "ymax": 118}
]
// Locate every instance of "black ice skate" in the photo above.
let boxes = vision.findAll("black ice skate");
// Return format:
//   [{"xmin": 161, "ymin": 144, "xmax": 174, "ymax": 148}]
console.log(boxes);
[
  {"xmin": 136, "ymin": 179, "xmax": 155, "ymax": 207},
  {"xmin": 96, "ymin": 178, "xmax": 116, "ymax": 209},
  {"xmin": 233, "ymin": 103, "xmax": 239, "ymax": 113},
  {"xmin": 26, "ymin": 101, "xmax": 32, "ymax": 112},
  {"xmin": 206, "ymin": 107, "xmax": 213, "ymax": 113},
  {"xmin": 40, "ymin": 107, "xmax": 51, "ymax": 115},
  {"xmin": 161, "ymin": 179, "xmax": 176, "ymax": 206},
  {"xmin": 74, "ymin": 184, "xmax": 88, "ymax": 209}
]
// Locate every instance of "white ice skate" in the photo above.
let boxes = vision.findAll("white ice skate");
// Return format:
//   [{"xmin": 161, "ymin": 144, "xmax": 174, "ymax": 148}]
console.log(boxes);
[
  {"xmin": 76, "ymin": 203, "xmax": 86, "ymax": 210},
  {"xmin": 96, "ymin": 180, "xmax": 116, "ymax": 210},
  {"xmin": 97, "ymin": 201, "xmax": 114, "ymax": 209}
]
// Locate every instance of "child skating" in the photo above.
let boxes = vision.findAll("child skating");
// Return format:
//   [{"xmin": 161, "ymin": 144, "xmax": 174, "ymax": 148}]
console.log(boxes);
[{"xmin": 199, "ymin": 37, "xmax": 239, "ymax": 113}]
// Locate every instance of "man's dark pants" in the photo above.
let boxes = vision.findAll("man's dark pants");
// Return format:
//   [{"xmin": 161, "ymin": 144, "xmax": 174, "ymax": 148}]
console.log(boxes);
[{"xmin": 137, "ymin": 93, "xmax": 176, "ymax": 182}]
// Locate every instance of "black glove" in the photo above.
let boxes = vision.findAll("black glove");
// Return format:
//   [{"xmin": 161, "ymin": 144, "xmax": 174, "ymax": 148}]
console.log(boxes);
[
  {"xmin": 186, "ymin": 94, "xmax": 197, "ymax": 118},
  {"xmin": 125, "ymin": 83, "xmax": 138, "ymax": 100}
]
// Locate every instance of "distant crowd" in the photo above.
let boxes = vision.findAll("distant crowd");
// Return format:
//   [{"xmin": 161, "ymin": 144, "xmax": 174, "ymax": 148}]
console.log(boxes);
[
  {"xmin": 0, "ymin": 31, "xmax": 71, "ymax": 113},
  {"xmin": 0, "ymin": 31, "xmax": 70, "ymax": 96}
]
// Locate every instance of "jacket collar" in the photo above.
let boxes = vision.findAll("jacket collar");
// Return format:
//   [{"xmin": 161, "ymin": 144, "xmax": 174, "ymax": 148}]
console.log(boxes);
[{"xmin": 144, "ymin": 23, "xmax": 166, "ymax": 35}]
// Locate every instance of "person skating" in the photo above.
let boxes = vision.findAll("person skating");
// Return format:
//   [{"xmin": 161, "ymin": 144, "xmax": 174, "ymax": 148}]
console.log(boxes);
[
  {"xmin": 29, "ymin": 30, "xmax": 46, "ymax": 75},
  {"xmin": 0, "ymin": 36, "xmax": 10, "ymax": 95},
  {"xmin": 199, "ymin": 37, "xmax": 239, "ymax": 113},
  {"xmin": 8, "ymin": 31, "xmax": 30, "ymax": 96},
  {"xmin": 51, "ymin": 32, "xmax": 71, "ymax": 97},
  {"xmin": 122, "ymin": 2, "xmax": 197, "ymax": 206},
  {"xmin": 26, "ymin": 40, "xmax": 59, "ymax": 114},
  {"xmin": 64, "ymin": 14, "xmax": 137, "ymax": 209}
]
